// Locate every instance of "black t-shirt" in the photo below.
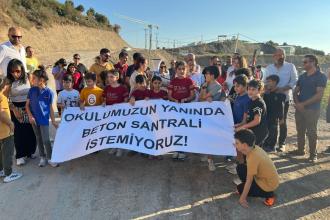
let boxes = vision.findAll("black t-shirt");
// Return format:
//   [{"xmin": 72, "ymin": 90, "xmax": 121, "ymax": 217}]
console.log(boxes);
[
  {"xmin": 247, "ymin": 97, "xmax": 268, "ymax": 138},
  {"xmin": 263, "ymin": 92, "xmax": 286, "ymax": 123},
  {"xmin": 76, "ymin": 63, "xmax": 88, "ymax": 75},
  {"xmin": 126, "ymin": 64, "xmax": 135, "ymax": 78}
]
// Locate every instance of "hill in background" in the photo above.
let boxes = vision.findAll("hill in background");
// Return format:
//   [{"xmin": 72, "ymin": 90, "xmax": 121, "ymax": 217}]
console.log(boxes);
[{"xmin": 0, "ymin": 0, "xmax": 121, "ymax": 32}]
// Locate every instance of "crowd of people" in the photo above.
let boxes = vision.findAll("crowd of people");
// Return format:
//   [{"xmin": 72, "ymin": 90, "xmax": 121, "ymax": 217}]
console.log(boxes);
[{"xmin": 0, "ymin": 27, "xmax": 329, "ymax": 208}]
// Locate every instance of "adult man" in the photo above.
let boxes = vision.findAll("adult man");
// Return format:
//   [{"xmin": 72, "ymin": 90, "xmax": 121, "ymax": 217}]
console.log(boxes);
[
  {"xmin": 26, "ymin": 46, "xmax": 39, "ymax": 73},
  {"xmin": 168, "ymin": 59, "xmax": 176, "ymax": 80},
  {"xmin": 209, "ymin": 56, "xmax": 221, "ymax": 66},
  {"xmin": 73, "ymin": 53, "xmax": 88, "ymax": 76},
  {"xmin": 89, "ymin": 48, "xmax": 114, "ymax": 85},
  {"xmin": 292, "ymin": 55, "xmax": 327, "ymax": 162},
  {"xmin": 0, "ymin": 27, "xmax": 26, "ymax": 78},
  {"xmin": 114, "ymin": 51, "xmax": 129, "ymax": 83},
  {"xmin": 264, "ymin": 48, "xmax": 298, "ymax": 152}
]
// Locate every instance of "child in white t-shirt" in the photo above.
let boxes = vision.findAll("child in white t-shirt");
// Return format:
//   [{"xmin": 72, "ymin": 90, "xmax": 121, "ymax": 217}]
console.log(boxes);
[{"xmin": 57, "ymin": 74, "xmax": 80, "ymax": 113}]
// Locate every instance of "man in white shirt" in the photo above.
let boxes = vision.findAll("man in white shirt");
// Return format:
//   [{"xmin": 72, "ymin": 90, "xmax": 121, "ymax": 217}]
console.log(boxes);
[
  {"xmin": 264, "ymin": 48, "xmax": 298, "ymax": 152},
  {"xmin": 0, "ymin": 27, "xmax": 26, "ymax": 78}
]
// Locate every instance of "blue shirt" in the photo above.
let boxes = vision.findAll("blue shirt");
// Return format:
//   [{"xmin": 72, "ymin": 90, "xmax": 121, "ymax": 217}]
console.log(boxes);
[
  {"xmin": 297, "ymin": 71, "xmax": 328, "ymax": 110},
  {"xmin": 233, "ymin": 93, "xmax": 250, "ymax": 124},
  {"xmin": 28, "ymin": 87, "xmax": 54, "ymax": 126}
]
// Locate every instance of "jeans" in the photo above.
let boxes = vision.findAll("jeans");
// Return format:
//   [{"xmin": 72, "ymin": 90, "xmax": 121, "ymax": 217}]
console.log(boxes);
[
  {"xmin": 0, "ymin": 135, "xmax": 14, "ymax": 176},
  {"xmin": 264, "ymin": 120, "xmax": 278, "ymax": 149},
  {"xmin": 32, "ymin": 125, "xmax": 52, "ymax": 160},
  {"xmin": 278, "ymin": 101, "xmax": 289, "ymax": 146},
  {"xmin": 236, "ymin": 163, "xmax": 274, "ymax": 198},
  {"xmin": 295, "ymin": 109, "xmax": 320, "ymax": 158}
]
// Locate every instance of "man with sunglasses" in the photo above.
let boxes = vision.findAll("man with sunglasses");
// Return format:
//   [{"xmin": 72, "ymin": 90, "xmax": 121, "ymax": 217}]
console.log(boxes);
[
  {"xmin": 0, "ymin": 27, "xmax": 27, "ymax": 78},
  {"xmin": 264, "ymin": 48, "xmax": 298, "ymax": 152},
  {"xmin": 89, "ymin": 48, "xmax": 114, "ymax": 87},
  {"xmin": 73, "ymin": 53, "xmax": 87, "ymax": 76}
]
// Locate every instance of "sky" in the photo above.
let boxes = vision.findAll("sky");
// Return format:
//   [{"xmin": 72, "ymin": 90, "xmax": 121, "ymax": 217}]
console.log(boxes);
[{"xmin": 60, "ymin": 0, "xmax": 330, "ymax": 53}]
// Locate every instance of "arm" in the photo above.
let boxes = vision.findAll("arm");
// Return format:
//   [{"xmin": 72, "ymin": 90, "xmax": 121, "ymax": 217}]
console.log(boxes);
[
  {"xmin": 0, "ymin": 106, "xmax": 14, "ymax": 134},
  {"xmin": 300, "ymin": 87, "xmax": 325, "ymax": 107},
  {"xmin": 182, "ymin": 89, "xmax": 195, "ymax": 103},
  {"xmin": 25, "ymin": 99, "xmax": 36, "ymax": 125},
  {"xmin": 239, "ymin": 174, "xmax": 253, "ymax": 208},
  {"xmin": 167, "ymin": 90, "xmax": 178, "ymax": 103},
  {"xmin": 50, "ymin": 104, "xmax": 58, "ymax": 128},
  {"xmin": 236, "ymin": 114, "xmax": 261, "ymax": 131},
  {"xmin": 235, "ymin": 113, "xmax": 248, "ymax": 128}
]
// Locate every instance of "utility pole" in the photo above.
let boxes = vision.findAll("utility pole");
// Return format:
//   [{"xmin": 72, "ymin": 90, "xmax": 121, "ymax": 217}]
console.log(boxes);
[
  {"xmin": 234, "ymin": 33, "xmax": 240, "ymax": 53},
  {"xmin": 144, "ymin": 28, "xmax": 148, "ymax": 49}
]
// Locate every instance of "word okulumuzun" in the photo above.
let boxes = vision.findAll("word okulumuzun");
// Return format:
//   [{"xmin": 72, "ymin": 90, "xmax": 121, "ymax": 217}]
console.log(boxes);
[{"xmin": 85, "ymin": 134, "xmax": 188, "ymax": 151}]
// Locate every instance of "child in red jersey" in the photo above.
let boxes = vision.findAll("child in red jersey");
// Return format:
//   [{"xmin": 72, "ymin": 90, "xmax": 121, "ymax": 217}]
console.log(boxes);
[
  {"xmin": 168, "ymin": 61, "xmax": 195, "ymax": 161},
  {"xmin": 102, "ymin": 70, "xmax": 129, "ymax": 106},
  {"xmin": 129, "ymin": 74, "xmax": 150, "ymax": 105},
  {"xmin": 149, "ymin": 75, "xmax": 168, "ymax": 100}
]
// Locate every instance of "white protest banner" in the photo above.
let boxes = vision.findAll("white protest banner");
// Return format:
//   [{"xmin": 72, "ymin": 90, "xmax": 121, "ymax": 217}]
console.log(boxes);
[{"xmin": 51, "ymin": 100, "xmax": 236, "ymax": 162}]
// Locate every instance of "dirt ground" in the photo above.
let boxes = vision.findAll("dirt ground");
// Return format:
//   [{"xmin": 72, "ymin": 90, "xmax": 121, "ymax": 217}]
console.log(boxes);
[{"xmin": 0, "ymin": 104, "xmax": 329, "ymax": 220}]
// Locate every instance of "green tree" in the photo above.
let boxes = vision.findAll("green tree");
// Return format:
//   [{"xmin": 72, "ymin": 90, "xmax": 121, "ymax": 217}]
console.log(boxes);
[
  {"xmin": 86, "ymin": 8, "xmax": 95, "ymax": 17},
  {"xmin": 75, "ymin": 4, "xmax": 84, "ymax": 13},
  {"xmin": 95, "ymin": 12, "xmax": 109, "ymax": 25}
]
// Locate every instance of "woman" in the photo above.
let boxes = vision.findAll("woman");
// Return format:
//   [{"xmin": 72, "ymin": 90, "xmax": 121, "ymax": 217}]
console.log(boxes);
[
  {"xmin": 225, "ymin": 55, "xmax": 248, "ymax": 91},
  {"xmin": 5, "ymin": 59, "xmax": 36, "ymax": 166},
  {"xmin": 129, "ymin": 56, "xmax": 149, "ymax": 92},
  {"xmin": 52, "ymin": 58, "xmax": 67, "ymax": 94},
  {"xmin": 65, "ymin": 63, "xmax": 83, "ymax": 91},
  {"xmin": 155, "ymin": 61, "xmax": 171, "ymax": 89}
]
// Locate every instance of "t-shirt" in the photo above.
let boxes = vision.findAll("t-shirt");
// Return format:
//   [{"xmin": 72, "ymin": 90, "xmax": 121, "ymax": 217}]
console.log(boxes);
[
  {"xmin": 189, "ymin": 72, "xmax": 205, "ymax": 89},
  {"xmin": 76, "ymin": 63, "xmax": 88, "ymax": 75},
  {"xmin": 247, "ymin": 146, "xmax": 279, "ymax": 192},
  {"xmin": 205, "ymin": 81, "xmax": 226, "ymax": 101},
  {"xmin": 0, "ymin": 93, "xmax": 11, "ymax": 139},
  {"xmin": 131, "ymin": 88, "xmax": 150, "ymax": 101},
  {"xmin": 28, "ymin": 87, "xmax": 54, "ymax": 126},
  {"xmin": 26, "ymin": 57, "xmax": 39, "ymax": 73},
  {"xmin": 168, "ymin": 77, "xmax": 195, "ymax": 102},
  {"xmin": 129, "ymin": 71, "xmax": 146, "ymax": 92},
  {"xmin": 246, "ymin": 97, "xmax": 268, "ymax": 137},
  {"xmin": 89, "ymin": 62, "xmax": 114, "ymax": 85},
  {"xmin": 80, "ymin": 87, "xmax": 103, "ymax": 106},
  {"xmin": 0, "ymin": 41, "xmax": 27, "ymax": 78},
  {"xmin": 52, "ymin": 66, "xmax": 66, "ymax": 90},
  {"xmin": 102, "ymin": 85, "xmax": 129, "ymax": 105},
  {"xmin": 233, "ymin": 93, "xmax": 250, "ymax": 124},
  {"xmin": 225, "ymin": 66, "xmax": 235, "ymax": 89},
  {"xmin": 114, "ymin": 62, "xmax": 128, "ymax": 79},
  {"xmin": 9, "ymin": 79, "xmax": 31, "ymax": 103},
  {"xmin": 65, "ymin": 72, "xmax": 83, "ymax": 91},
  {"xmin": 263, "ymin": 91, "xmax": 286, "ymax": 123},
  {"xmin": 57, "ymin": 89, "xmax": 80, "ymax": 108},
  {"xmin": 149, "ymin": 90, "xmax": 168, "ymax": 100},
  {"xmin": 126, "ymin": 64, "xmax": 135, "ymax": 78},
  {"xmin": 296, "ymin": 71, "xmax": 328, "ymax": 110}
]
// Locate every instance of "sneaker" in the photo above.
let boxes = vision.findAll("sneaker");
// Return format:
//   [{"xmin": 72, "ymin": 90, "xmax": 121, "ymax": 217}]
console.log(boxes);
[
  {"xmin": 323, "ymin": 147, "xmax": 330, "ymax": 155},
  {"xmin": 200, "ymin": 155, "xmax": 208, "ymax": 162},
  {"xmin": 264, "ymin": 197, "xmax": 276, "ymax": 207},
  {"xmin": 308, "ymin": 156, "xmax": 318, "ymax": 163},
  {"xmin": 48, "ymin": 160, "xmax": 59, "ymax": 167},
  {"xmin": 225, "ymin": 163, "xmax": 237, "ymax": 171},
  {"xmin": 177, "ymin": 153, "xmax": 186, "ymax": 161},
  {"xmin": 3, "ymin": 172, "xmax": 22, "ymax": 183},
  {"xmin": 288, "ymin": 150, "xmax": 305, "ymax": 156},
  {"xmin": 225, "ymin": 156, "xmax": 234, "ymax": 162},
  {"xmin": 16, "ymin": 158, "xmax": 26, "ymax": 166},
  {"xmin": 0, "ymin": 170, "xmax": 5, "ymax": 177},
  {"xmin": 208, "ymin": 159, "xmax": 216, "ymax": 171},
  {"xmin": 172, "ymin": 152, "xmax": 179, "ymax": 160},
  {"xmin": 28, "ymin": 154, "xmax": 37, "ymax": 159},
  {"xmin": 233, "ymin": 177, "xmax": 242, "ymax": 185},
  {"xmin": 115, "ymin": 149, "xmax": 123, "ymax": 157},
  {"xmin": 277, "ymin": 144, "xmax": 286, "ymax": 152},
  {"xmin": 38, "ymin": 157, "xmax": 47, "ymax": 167}
]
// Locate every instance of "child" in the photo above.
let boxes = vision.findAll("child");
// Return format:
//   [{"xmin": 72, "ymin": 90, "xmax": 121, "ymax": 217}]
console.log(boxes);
[
  {"xmin": 80, "ymin": 72, "xmax": 103, "ymax": 110},
  {"xmin": 26, "ymin": 68, "xmax": 59, "ymax": 167},
  {"xmin": 0, "ymin": 78, "xmax": 23, "ymax": 182},
  {"xmin": 234, "ymin": 129, "xmax": 279, "ymax": 208},
  {"xmin": 129, "ymin": 75, "xmax": 150, "ymax": 105},
  {"xmin": 235, "ymin": 79, "xmax": 268, "ymax": 147},
  {"xmin": 199, "ymin": 66, "xmax": 226, "ymax": 171},
  {"xmin": 57, "ymin": 74, "xmax": 80, "ymax": 113},
  {"xmin": 65, "ymin": 63, "xmax": 83, "ymax": 92},
  {"xmin": 168, "ymin": 61, "xmax": 195, "ymax": 161},
  {"xmin": 226, "ymin": 75, "xmax": 251, "ymax": 175},
  {"xmin": 263, "ymin": 75, "xmax": 286, "ymax": 152},
  {"xmin": 149, "ymin": 76, "xmax": 168, "ymax": 100},
  {"xmin": 102, "ymin": 70, "xmax": 129, "ymax": 157}
]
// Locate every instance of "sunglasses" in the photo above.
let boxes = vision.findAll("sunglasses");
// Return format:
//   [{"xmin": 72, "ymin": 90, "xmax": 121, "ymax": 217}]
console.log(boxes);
[
  {"xmin": 11, "ymin": 35, "xmax": 22, "ymax": 39},
  {"xmin": 74, "ymin": 57, "xmax": 80, "ymax": 60},
  {"xmin": 12, "ymin": 69, "xmax": 21, "ymax": 74},
  {"xmin": 160, "ymin": 66, "xmax": 166, "ymax": 69}
]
